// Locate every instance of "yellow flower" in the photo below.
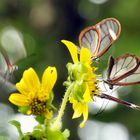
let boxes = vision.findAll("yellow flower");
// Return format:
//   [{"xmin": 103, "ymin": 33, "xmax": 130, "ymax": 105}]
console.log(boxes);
[
  {"xmin": 9, "ymin": 67, "xmax": 57, "ymax": 119},
  {"xmin": 62, "ymin": 40, "xmax": 100, "ymax": 128}
]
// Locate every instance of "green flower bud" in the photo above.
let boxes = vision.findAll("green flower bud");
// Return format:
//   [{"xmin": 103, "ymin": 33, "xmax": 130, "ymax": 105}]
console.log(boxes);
[
  {"xmin": 67, "ymin": 62, "xmax": 88, "ymax": 82},
  {"xmin": 72, "ymin": 82, "xmax": 86, "ymax": 102}
]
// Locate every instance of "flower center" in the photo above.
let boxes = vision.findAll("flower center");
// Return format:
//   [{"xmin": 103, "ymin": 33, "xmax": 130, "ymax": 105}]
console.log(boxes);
[
  {"xmin": 88, "ymin": 81, "xmax": 99, "ymax": 95},
  {"xmin": 30, "ymin": 98, "xmax": 46, "ymax": 115}
]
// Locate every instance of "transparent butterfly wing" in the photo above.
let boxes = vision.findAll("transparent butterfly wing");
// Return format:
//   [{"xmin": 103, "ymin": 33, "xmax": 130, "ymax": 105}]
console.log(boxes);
[
  {"xmin": 95, "ymin": 18, "xmax": 121, "ymax": 58},
  {"xmin": 79, "ymin": 26, "xmax": 100, "ymax": 58},
  {"xmin": 0, "ymin": 52, "xmax": 8, "ymax": 77},
  {"xmin": 106, "ymin": 54, "xmax": 140, "ymax": 86},
  {"xmin": 0, "ymin": 26, "xmax": 27, "ymax": 65},
  {"xmin": 0, "ymin": 26, "xmax": 27, "ymax": 81},
  {"xmin": 79, "ymin": 18, "xmax": 121, "ymax": 59},
  {"xmin": 0, "ymin": 52, "xmax": 16, "ymax": 83},
  {"xmin": 0, "ymin": 51, "xmax": 16, "ymax": 97},
  {"xmin": 97, "ymin": 92, "xmax": 140, "ymax": 110},
  {"xmin": 116, "ymin": 64, "xmax": 140, "ymax": 85}
]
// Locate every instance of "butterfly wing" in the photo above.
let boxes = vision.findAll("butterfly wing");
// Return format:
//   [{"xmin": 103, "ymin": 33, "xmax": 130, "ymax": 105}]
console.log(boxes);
[
  {"xmin": 79, "ymin": 26, "xmax": 100, "ymax": 59},
  {"xmin": 96, "ymin": 93, "xmax": 140, "ymax": 110},
  {"xmin": 120, "ymin": 65, "xmax": 140, "ymax": 85},
  {"xmin": 0, "ymin": 26, "xmax": 27, "ymax": 82},
  {"xmin": 79, "ymin": 18, "xmax": 121, "ymax": 59},
  {"xmin": 0, "ymin": 50, "xmax": 9, "ymax": 77},
  {"xmin": 0, "ymin": 26, "xmax": 27, "ymax": 66},
  {"xmin": 105, "ymin": 54, "xmax": 140, "ymax": 86},
  {"xmin": 94, "ymin": 18, "xmax": 121, "ymax": 58},
  {"xmin": 0, "ymin": 26, "xmax": 27, "ymax": 74}
]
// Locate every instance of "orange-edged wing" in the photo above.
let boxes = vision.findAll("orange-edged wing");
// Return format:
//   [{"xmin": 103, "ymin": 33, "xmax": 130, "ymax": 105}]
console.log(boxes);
[
  {"xmin": 79, "ymin": 18, "xmax": 121, "ymax": 59},
  {"xmin": 105, "ymin": 54, "xmax": 140, "ymax": 88}
]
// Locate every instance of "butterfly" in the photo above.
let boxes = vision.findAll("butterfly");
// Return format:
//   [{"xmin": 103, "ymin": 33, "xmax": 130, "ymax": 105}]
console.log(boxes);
[
  {"xmin": 0, "ymin": 26, "xmax": 27, "ymax": 82},
  {"xmin": 78, "ymin": 18, "xmax": 140, "ymax": 110}
]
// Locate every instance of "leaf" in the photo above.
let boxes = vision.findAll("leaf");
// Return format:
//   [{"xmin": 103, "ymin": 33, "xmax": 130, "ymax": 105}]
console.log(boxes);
[
  {"xmin": 9, "ymin": 120, "xmax": 23, "ymax": 137},
  {"xmin": 18, "ymin": 106, "xmax": 30, "ymax": 114},
  {"xmin": 35, "ymin": 115, "xmax": 45, "ymax": 124}
]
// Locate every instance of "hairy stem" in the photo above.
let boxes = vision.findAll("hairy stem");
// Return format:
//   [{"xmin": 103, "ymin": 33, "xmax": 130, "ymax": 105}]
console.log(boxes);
[{"xmin": 51, "ymin": 84, "xmax": 73, "ymax": 130}]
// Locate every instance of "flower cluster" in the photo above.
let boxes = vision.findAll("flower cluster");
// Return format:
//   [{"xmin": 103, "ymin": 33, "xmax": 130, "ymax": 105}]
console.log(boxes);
[
  {"xmin": 8, "ymin": 38, "xmax": 100, "ymax": 139},
  {"xmin": 62, "ymin": 40, "xmax": 100, "ymax": 128}
]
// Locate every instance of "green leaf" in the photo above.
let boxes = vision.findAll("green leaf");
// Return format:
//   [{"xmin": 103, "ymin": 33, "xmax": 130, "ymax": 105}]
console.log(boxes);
[
  {"xmin": 9, "ymin": 120, "xmax": 23, "ymax": 137},
  {"xmin": 35, "ymin": 115, "xmax": 45, "ymax": 124},
  {"xmin": 18, "ymin": 106, "xmax": 30, "ymax": 114}
]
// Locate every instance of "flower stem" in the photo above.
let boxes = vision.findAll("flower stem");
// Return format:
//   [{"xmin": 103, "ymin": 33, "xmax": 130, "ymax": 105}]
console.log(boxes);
[{"xmin": 51, "ymin": 84, "xmax": 73, "ymax": 130}]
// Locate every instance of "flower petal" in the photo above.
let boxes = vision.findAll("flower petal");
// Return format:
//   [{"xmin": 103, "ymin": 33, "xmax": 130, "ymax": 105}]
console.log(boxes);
[
  {"xmin": 71, "ymin": 101, "xmax": 82, "ymax": 118},
  {"xmin": 16, "ymin": 79, "xmax": 30, "ymax": 95},
  {"xmin": 22, "ymin": 68, "xmax": 40, "ymax": 96},
  {"xmin": 44, "ymin": 110, "xmax": 53, "ymax": 120},
  {"xmin": 9, "ymin": 93, "xmax": 30, "ymax": 106},
  {"xmin": 80, "ymin": 47, "xmax": 91, "ymax": 64},
  {"xmin": 61, "ymin": 40, "xmax": 78, "ymax": 63},
  {"xmin": 70, "ymin": 97, "xmax": 88, "ymax": 128},
  {"xmin": 79, "ymin": 104, "xmax": 88, "ymax": 128},
  {"xmin": 83, "ymin": 85, "xmax": 92, "ymax": 102},
  {"xmin": 41, "ymin": 67, "xmax": 57, "ymax": 98}
]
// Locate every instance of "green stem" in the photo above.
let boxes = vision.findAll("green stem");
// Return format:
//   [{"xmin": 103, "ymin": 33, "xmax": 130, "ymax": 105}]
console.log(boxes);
[{"xmin": 51, "ymin": 84, "xmax": 73, "ymax": 130}]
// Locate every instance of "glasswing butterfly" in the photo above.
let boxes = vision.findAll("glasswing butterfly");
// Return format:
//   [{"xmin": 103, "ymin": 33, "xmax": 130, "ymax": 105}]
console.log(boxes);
[
  {"xmin": 0, "ymin": 26, "xmax": 27, "ymax": 90},
  {"xmin": 77, "ymin": 18, "xmax": 140, "ymax": 110}
]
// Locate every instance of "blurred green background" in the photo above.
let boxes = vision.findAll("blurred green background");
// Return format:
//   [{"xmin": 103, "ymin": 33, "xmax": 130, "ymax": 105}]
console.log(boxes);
[{"xmin": 0, "ymin": 0, "xmax": 140, "ymax": 140}]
